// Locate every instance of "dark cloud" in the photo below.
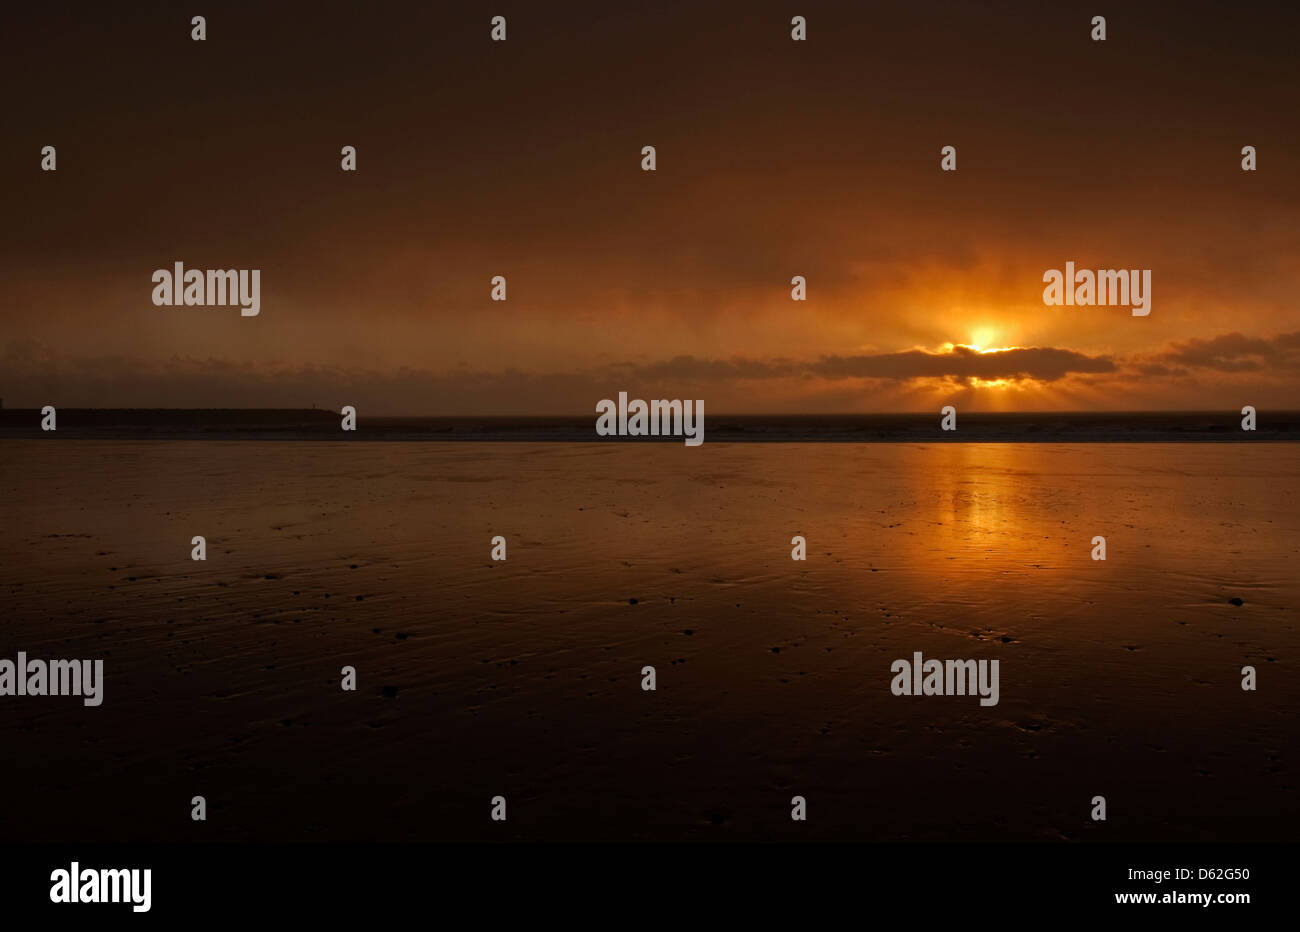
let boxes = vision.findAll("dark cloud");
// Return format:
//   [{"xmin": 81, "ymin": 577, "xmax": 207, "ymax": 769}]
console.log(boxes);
[
  {"xmin": 1135, "ymin": 363, "xmax": 1188, "ymax": 377},
  {"xmin": 1148, "ymin": 331, "xmax": 1300, "ymax": 373},
  {"xmin": 5, "ymin": 328, "xmax": 1298, "ymax": 414},
  {"xmin": 607, "ymin": 355, "xmax": 800, "ymax": 382},
  {"xmin": 810, "ymin": 345, "xmax": 1116, "ymax": 383},
  {"xmin": 602, "ymin": 344, "xmax": 1117, "ymax": 385},
  {"xmin": 1, "ymin": 339, "xmax": 1119, "ymax": 414}
]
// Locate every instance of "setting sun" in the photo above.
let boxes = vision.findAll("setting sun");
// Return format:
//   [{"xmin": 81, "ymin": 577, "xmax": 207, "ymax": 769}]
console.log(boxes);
[{"xmin": 969, "ymin": 327, "xmax": 999, "ymax": 351}]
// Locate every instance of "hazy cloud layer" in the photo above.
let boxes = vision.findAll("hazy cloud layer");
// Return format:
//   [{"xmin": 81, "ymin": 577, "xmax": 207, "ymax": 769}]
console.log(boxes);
[{"xmin": 5, "ymin": 331, "xmax": 1296, "ymax": 415}]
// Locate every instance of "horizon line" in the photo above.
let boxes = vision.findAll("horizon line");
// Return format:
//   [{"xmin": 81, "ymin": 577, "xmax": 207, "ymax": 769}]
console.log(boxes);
[{"xmin": 1, "ymin": 407, "xmax": 1295, "ymax": 417}]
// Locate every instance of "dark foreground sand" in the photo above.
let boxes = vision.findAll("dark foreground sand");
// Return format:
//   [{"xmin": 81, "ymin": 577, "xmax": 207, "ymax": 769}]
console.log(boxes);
[{"xmin": 0, "ymin": 441, "xmax": 1295, "ymax": 842}]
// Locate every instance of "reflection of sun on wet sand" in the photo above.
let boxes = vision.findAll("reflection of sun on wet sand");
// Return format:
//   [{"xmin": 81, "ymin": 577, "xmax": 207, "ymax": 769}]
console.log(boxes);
[{"xmin": 0, "ymin": 440, "xmax": 1295, "ymax": 843}]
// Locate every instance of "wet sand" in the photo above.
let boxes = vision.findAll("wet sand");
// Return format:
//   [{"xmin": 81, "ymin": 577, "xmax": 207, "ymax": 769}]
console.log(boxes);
[{"xmin": 0, "ymin": 441, "xmax": 1295, "ymax": 842}]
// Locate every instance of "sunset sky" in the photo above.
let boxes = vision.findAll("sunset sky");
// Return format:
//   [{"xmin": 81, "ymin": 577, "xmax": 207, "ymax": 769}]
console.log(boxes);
[{"xmin": 3, "ymin": 1, "xmax": 1298, "ymax": 414}]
